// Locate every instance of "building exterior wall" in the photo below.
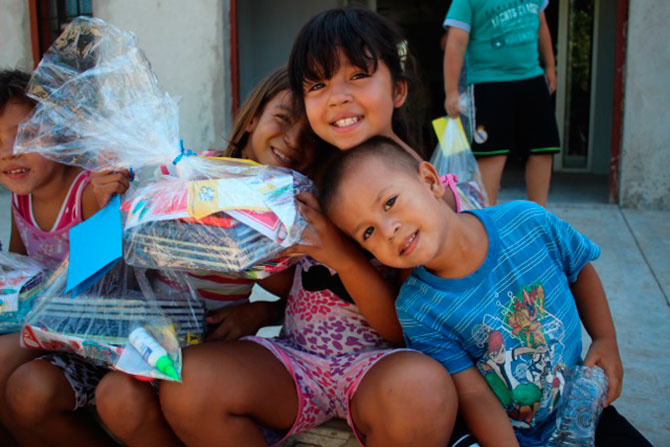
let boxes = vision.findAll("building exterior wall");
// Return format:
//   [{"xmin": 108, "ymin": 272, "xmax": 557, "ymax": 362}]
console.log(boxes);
[
  {"xmin": 95, "ymin": 0, "xmax": 230, "ymax": 153},
  {"xmin": 237, "ymin": 0, "xmax": 342, "ymax": 102},
  {"xmin": 0, "ymin": 0, "xmax": 33, "ymax": 71},
  {"xmin": 619, "ymin": 0, "xmax": 670, "ymax": 209}
]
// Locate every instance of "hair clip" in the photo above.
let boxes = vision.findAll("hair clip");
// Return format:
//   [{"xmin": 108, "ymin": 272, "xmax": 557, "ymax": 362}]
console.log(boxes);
[{"xmin": 397, "ymin": 40, "xmax": 408, "ymax": 71}]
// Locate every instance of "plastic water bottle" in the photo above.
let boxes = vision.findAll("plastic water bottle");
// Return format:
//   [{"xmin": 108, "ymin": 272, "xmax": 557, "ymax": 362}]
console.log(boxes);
[{"xmin": 548, "ymin": 365, "xmax": 608, "ymax": 446}]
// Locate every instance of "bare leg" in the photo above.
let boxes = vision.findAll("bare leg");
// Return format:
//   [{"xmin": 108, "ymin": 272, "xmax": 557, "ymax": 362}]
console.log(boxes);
[
  {"xmin": 6, "ymin": 359, "xmax": 114, "ymax": 446},
  {"xmin": 96, "ymin": 371, "xmax": 180, "ymax": 446},
  {"xmin": 476, "ymin": 155, "xmax": 507, "ymax": 205},
  {"xmin": 160, "ymin": 340, "xmax": 298, "ymax": 446},
  {"xmin": 525, "ymin": 153, "xmax": 554, "ymax": 207},
  {"xmin": 350, "ymin": 351, "xmax": 457, "ymax": 447},
  {"xmin": 0, "ymin": 333, "xmax": 43, "ymax": 445}
]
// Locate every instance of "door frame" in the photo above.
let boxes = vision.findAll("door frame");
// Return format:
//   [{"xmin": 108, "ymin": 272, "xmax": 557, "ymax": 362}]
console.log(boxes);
[{"xmin": 554, "ymin": 0, "xmax": 598, "ymax": 173}]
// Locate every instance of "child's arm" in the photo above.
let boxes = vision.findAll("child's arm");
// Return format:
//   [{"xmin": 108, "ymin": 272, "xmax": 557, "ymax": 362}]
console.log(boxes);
[
  {"xmin": 8, "ymin": 212, "xmax": 27, "ymax": 255},
  {"xmin": 570, "ymin": 262, "xmax": 623, "ymax": 405},
  {"xmin": 452, "ymin": 367, "xmax": 519, "ymax": 447},
  {"xmin": 289, "ymin": 193, "xmax": 404, "ymax": 345},
  {"xmin": 81, "ymin": 169, "xmax": 131, "ymax": 218},
  {"xmin": 538, "ymin": 11, "xmax": 557, "ymax": 94},
  {"xmin": 205, "ymin": 267, "xmax": 294, "ymax": 342},
  {"xmin": 443, "ymin": 27, "xmax": 469, "ymax": 117}
]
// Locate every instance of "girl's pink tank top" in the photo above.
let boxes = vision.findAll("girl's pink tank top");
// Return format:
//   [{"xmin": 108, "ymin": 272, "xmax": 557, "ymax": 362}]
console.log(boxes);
[{"xmin": 11, "ymin": 171, "xmax": 91, "ymax": 268}]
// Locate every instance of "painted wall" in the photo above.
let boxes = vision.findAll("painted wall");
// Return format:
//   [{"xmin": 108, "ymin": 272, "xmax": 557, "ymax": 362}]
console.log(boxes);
[
  {"xmin": 237, "ymin": 0, "xmax": 343, "ymax": 102},
  {"xmin": 95, "ymin": 0, "xmax": 230, "ymax": 153},
  {"xmin": 0, "ymin": 0, "xmax": 33, "ymax": 71},
  {"xmin": 619, "ymin": 0, "xmax": 670, "ymax": 209}
]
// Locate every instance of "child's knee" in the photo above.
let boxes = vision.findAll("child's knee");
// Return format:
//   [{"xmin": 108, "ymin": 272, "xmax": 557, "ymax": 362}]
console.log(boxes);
[
  {"xmin": 354, "ymin": 352, "xmax": 457, "ymax": 441},
  {"xmin": 159, "ymin": 344, "xmax": 244, "ymax": 424},
  {"xmin": 96, "ymin": 372, "xmax": 158, "ymax": 435},
  {"xmin": 158, "ymin": 358, "xmax": 210, "ymax": 424},
  {"xmin": 387, "ymin": 354, "xmax": 456, "ymax": 418},
  {"xmin": 0, "ymin": 333, "xmax": 39, "ymax": 383},
  {"xmin": 6, "ymin": 360, "xmax": 74, "ymax": 424}
]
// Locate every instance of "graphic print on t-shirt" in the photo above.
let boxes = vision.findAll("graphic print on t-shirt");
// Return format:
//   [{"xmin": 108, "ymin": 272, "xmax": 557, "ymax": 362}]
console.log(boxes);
[
  {"xmin": 485, "ymin": 1, "xmax": 541, "ymax": 49},
  {"xmin": 474, "ymin": 283, "xmax": 567, "ymax": 429}
]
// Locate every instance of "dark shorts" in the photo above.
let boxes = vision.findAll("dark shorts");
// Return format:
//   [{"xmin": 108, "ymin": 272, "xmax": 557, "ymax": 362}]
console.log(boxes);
[
  {"xmin": 595, "ymin": 406, "xmax": 652, "ymax": 447},
  {"xmin": 450, "ymin": 406, "xmax": 651, "ymax": 447},
  {"xmin": 470, "ymin": 75, "xmax": 561, "ymax": 160},
  {"xmin": 449, "ymin": 416, "xmax": 479, "ymax": 447}
]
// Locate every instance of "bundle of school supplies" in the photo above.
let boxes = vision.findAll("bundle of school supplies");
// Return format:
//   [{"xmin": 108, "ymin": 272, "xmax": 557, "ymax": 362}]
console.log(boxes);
[
  {"xmin": 21, "ymin": 258, "xmax": 206, "ymax": 381},
  {"xmin": 123, "ymin": 159, "xmax": 310, "ymax": 278},
  {"xmin": 431, "ymin": 116, "xmax": 488, "ymax": 209},
  {"xmin": 13, "ymin": 17, "xmax": 311, "ymax": 278},
  {"xmin": 0, "ymin": 252, "xmax": 46, "ymax": 334}
]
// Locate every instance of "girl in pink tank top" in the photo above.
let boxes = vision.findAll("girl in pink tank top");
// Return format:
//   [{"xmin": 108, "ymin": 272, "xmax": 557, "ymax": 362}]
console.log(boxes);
[
  {"xmin": 11, "ymin": 170, "xmax": 90, "ymax": 268},
  {"xmin": 0, "ymin": 68, "xmax": 131, "ymax": 445}
]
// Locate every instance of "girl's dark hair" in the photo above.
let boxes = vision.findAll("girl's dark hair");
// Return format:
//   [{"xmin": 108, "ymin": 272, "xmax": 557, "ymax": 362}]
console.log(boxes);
[
  {"xmin": 288, "ymin": 7, "xmax": 421, "ymax": 153},
  {"xmin": 0, "ymin": 69, "xmax": 36, "ymax": 112}
]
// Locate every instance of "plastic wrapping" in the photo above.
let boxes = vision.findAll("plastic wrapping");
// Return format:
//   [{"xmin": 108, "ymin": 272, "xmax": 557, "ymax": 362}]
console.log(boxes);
[
  {"xmin": 14, "ymin": 17, "xmax": 186, "ymax": 176},
  {"xmin": 431, "ymin": 116, "xmax": 488, "ymax": 210},
  {"xmin": 14, "ymin": 17, "xmax": 312, "ymax": 278},
  {"xmin": 21, "ymin": 258, "xmax": 206, "ymax": 380},
  {"xmin": 0, "ymin": 252, "xmax": 47, "ymax": 334},
  {"xmin": 122, "ymin": 158, "xmax": 311, "ymax": 278},
  {"xmin": 548, "ymin": 365, "xmax": 608, "ymax": 446}
]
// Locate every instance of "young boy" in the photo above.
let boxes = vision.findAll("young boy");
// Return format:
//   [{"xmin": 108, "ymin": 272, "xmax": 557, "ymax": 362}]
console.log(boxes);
[{"xmin": 318, "ymin": 136, "xmax": 651, "ymax": 446}]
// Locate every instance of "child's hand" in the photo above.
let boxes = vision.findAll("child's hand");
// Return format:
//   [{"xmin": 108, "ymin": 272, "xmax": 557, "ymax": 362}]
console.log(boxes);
[
  {"xmin": 205, "ymin": 302, "xmax": 270, "ymax": 342},
  {"xmin": 285, "ymin": 192, "xmax": 360, "ymax": 271},
  {"xmin": 89, "ymin": 169, "xmax": 131, "ymax": 208},
  {"xmin": 584, "ymin": 336, "xmax": 623, "ymax": 405}
]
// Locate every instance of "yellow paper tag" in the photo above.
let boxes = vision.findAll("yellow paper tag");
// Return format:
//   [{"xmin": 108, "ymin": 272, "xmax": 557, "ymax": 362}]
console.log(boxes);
[
  {"xmin": 188, "ymin": 179, "xmax": 221, "ymax": 219},
  {"xmin": 432, "ymin": 116, "xmax": 468, "ymax": 156},
  {"xmin": 187, "ymin": 178, "xmax": 270, "ymax": 220}
]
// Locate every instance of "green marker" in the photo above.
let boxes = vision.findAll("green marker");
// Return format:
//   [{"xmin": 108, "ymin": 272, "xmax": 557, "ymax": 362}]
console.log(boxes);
[{"xmin": 128, "ymin": 326, "xmax": 180, "ymax": 380}]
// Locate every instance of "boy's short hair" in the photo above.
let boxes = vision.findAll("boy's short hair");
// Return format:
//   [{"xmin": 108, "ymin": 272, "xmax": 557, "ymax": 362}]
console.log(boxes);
[
  {"xmin": 0, "ymin": 69, "xmax": 35, "ymax": 112},
  {"xmin": 318, "ymin": 136, "xmax": 419, "ymax": 214}
]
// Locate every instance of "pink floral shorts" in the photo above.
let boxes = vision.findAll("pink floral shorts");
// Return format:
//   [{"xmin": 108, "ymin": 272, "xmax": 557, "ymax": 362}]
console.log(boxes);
[{"xmin": 244, "ymin": 335, "xmax": 409, "ymax": 445}]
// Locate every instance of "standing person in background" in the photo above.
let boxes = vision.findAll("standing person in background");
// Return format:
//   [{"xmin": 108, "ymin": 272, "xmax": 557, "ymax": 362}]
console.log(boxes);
[{"xmin": 443, "ymin": 0, "xmax": 560, "ymax": 207}]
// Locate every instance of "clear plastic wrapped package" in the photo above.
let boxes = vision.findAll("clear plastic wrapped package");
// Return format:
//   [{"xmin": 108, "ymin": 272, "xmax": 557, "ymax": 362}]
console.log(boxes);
[
  {"xmin": 14, "ymin": 17, "xmax": 181, "ymax": 176},
  {"xmin": 122, "ymin": 158, "xmax": 311, "ymax": 278},
  {"xmin": 14, "ymin": 17, "xmax": 312, "ymax": 278},
  {"xmin": 431, "ymin": 116, "xmax": 489, "ymax": 210},
  {"xmin": 21, "ymin": 257, "xmax": 206, "ymax": 380},
  {"xmin": 0, "ymin": 252, "xmax": 47, "ymax": 334}
]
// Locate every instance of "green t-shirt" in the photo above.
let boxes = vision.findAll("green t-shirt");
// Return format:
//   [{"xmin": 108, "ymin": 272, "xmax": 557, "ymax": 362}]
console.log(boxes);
[{"xmin": 444, "ymin": 0, "xmax": 547, "ymax": 84}]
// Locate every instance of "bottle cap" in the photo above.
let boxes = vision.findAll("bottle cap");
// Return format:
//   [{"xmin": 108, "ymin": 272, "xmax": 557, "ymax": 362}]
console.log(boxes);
[{"xmin": 156, "ymin": 355, "xmax": 180, "ymax": 381}]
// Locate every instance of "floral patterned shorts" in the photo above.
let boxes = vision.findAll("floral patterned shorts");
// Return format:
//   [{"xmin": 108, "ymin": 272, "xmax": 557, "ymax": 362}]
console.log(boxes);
[{"xmin": 244, "ymin": 336, "xmax": 410, "ymax": 445}]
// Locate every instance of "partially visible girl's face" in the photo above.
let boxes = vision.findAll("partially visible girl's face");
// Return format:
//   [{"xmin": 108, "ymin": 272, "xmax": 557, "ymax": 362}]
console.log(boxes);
[
  {"xmin": 302, "ymin": 51, "xmax": 407, "ymax": 150},
  {"xmin": 243, "ymin": 90, "xmax": 315, "ymax": 174},
  {"xmin": 0, "ymin": 100, "xmax": 61, "ymax": 195}
]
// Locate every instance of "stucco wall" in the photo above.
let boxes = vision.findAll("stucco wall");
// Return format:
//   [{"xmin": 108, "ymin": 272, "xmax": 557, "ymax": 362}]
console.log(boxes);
[
  {"xmin": 95, "ymin": 0, "xmax": 230, "ymax": 153},
  {"xmin": 0, "ymin": 0, "xmax": 33, "ymax": 70},
  {"xmin": 619, "ymin": 0, "xmax": 670, "ymax": 209}
]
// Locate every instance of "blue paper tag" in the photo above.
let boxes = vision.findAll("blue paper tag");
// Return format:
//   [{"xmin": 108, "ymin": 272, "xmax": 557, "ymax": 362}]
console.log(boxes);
[{"xmin": 66, "ymin": 195, "xmax": 123, "ymax": 296}]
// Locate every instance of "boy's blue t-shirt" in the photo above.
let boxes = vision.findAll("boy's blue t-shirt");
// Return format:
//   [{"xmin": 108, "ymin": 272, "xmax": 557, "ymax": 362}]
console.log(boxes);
[
  {"xmin": 396, "ymin": 201, "xmax": 600, "ymax": 446},
  {"xmin": 444, "ymin": 0, "xmax": 548, "ymax": 84}
]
